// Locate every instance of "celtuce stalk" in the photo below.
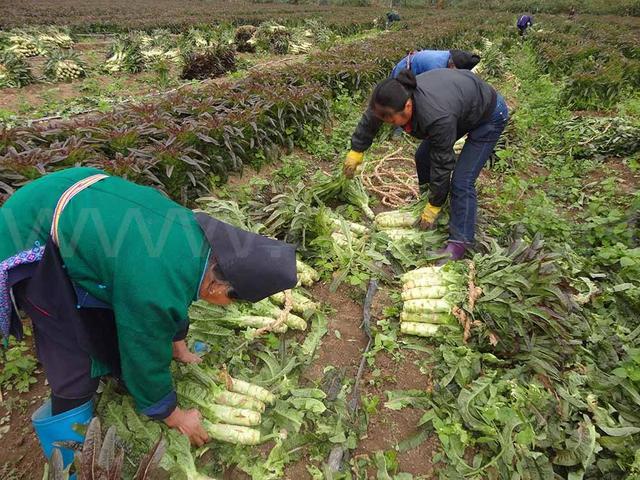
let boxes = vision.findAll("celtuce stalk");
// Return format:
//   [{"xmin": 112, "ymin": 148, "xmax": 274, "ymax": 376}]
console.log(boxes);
[
  {"xmin": 375, "ymin": 210, "xmax": 416, "ymax": 229},
  {"xmin": 403, "ymin": 298, "xmax": 452, "ymax": 314},
  {"xmin": 380, "ymin": 228, "xmax": 427, "ymax": 242},
  {"xmin": 400, "ymin": 322, "xmax": 440, "ymax": 337},
  {"xmin": 207, "ymin": 404, "xmax": 261, "ymax": 427},
  {"xmin": 401, "ymin": 266, "xmax": 443, "ymax": 283},
  {"xmin": 229, "ymin": 377, "xmax": 275, "ymax": 405},
  {"xmin": 297, "ymin": 259, "xmax": 320, "ymax": 286},
  {"xmin": 401, "ymin": 285, "xmax": 449, "ymax": 301},
  {"xmin": 203, "ymin": 420, "xmax": 261, "ymax": 445},
  {"xmin": 270, "ymin": 290, "xmax": 318, "ymax": 314},
  {"xmin": 400, "ymin": 311, "xmax": 454, "ymax": 325},
  {"xmin": 329, "ymin": 217, "xmax": 368, "ymax": 236},
  {"xmin": 214, "ymin": 391, "xmax": 266, "ymax": 413},
  {"xmin": 183, "ymin": 363, "xmax": 275, "ymax": 406},
  {"xmin": 282, "ymin": 312, "xmax": 307, "ymax": 331},
  {"xmin": 253, "ymin": 299, "xmax": 307, "ymax": 330},
  {"xmin": 226, "ymin": 315, "xmax": 288, "ymax": 333}
]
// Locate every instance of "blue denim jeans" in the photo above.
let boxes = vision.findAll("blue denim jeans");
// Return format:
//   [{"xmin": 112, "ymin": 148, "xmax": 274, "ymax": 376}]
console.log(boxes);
[{"xmin": 414, "ymin": 94, "xmax": 509, "ymax": 243}]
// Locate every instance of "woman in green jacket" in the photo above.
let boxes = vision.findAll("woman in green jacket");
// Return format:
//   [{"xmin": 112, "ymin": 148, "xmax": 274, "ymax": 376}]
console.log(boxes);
[{"xmin": 0, "ymin": 167, "xmax": 296, "ymax": 464}]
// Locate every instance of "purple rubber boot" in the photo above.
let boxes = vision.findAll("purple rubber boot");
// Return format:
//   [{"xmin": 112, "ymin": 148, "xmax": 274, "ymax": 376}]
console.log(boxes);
[{"xmin": 435, "ymin": 241, "xmax": 467, "ymax": 266}]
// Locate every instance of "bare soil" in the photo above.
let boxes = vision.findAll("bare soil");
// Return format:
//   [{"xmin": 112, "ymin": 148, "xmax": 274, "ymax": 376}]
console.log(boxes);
[{"xmin": 0, "ymin": 371, "xmax": 49, "ymax": 480}]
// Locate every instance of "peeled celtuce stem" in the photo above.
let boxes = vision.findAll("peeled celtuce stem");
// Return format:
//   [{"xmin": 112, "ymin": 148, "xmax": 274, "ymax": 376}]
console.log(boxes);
[
  {"xmin": 400, "ymin": 311, "xmax": 454, "ymax": 325},
  {"xmin": 375, "ymin": 210, "xmax": 416, "ymax": 229},
  {"xmin": 401, "ymin": 285, "xmax": 449, "ymax": 301},
  {"xmin": 203, "ymin": 419, "xmax": 261, "ymax": 445},
  {"xmin": 214, "ymin": 391, "xmax": 266, "ymax": 413},
  {"xmin": 403, "ymin": 298, "xmax": 451, "ymax": 314},
  {"xmin": 270, "ymin": 290, "xmax": 318, "ymax": 314},
  {"xmin": 228, "ymin": 377, "xmax": 275, "ymax": 405},
  {"xmin": 400, "ymin": 322, "xmax": 440, "ymax": 337}
]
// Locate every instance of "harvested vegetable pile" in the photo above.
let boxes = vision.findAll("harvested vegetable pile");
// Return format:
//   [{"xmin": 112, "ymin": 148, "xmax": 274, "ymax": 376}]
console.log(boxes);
[{"xmin": 399, "ymin": 266, "xmax": 465, "ymax": 337}]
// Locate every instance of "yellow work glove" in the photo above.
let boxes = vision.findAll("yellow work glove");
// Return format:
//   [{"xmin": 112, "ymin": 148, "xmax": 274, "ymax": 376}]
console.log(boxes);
[
  {"xmin": 343, "ymin": 150, "xmax": 364, "ymax": 179},
  {"xmin": 417, "ymin": 203, "xmax": 442, "ymax": 230}
]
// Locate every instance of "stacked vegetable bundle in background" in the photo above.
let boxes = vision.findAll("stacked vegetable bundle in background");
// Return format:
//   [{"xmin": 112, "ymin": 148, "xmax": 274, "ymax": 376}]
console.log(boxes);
[{"xmin": 399, "ymin": 266, "xmax": 465, "ymax": 337}]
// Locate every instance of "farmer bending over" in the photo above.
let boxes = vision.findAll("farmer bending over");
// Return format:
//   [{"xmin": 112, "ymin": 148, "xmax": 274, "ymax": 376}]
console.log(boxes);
[
  {"xmin": 343, "ymin": 69, "xmax": 509, "ymax": 262},
  {"xmin": 517, "ymin": 14, "xmax": 534, "ymax": 36},
  {"xmin": 0, "ymin": 167, "xmax": 296, "ymax": 466},
  {"xmin": 390, "ymin": 48, "xmax": 480, "ymax": 138},
  {"xmin": 391, "ymin": 48, "xmax": 480, "ymax": 78}
]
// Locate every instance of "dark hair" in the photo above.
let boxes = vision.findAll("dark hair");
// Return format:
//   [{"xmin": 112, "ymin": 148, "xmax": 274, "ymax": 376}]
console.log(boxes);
[
  {"xmin": 369, "ymin": 69, "xmax": 417, "ymax": 114},
  {"xmin": 449, "ymin": 49, "xmax": 481, "ymax": 70}
]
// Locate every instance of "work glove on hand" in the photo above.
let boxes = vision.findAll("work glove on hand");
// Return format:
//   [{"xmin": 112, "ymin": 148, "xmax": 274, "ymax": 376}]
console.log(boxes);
[
  {"xmin": 343, "ymin": 150, "xmax": 364, "ymax": 179},
  {"xmin": 417, "ymin": 203, "xmax": 442, "ymax": 230}
]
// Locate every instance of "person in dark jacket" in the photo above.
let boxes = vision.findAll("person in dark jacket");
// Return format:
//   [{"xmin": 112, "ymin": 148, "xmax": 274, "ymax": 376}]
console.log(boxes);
[
  {"xmin": 343, "ymin": 69, "xmax": 509, "ymax": 261},
  {"xmin": 386, "ymin": 10, "xmax": 401, "ymax": 28},
  {"xmin": 0, "ymin": 168, "xmax": 297, "ymax": 465},
  {"xmin": 390, "ymin": 49, "xmax": 480, "ymax": 138},
  {"xmin": 517, "ymin": 14, "xmax": 534, "ymax": 36}
]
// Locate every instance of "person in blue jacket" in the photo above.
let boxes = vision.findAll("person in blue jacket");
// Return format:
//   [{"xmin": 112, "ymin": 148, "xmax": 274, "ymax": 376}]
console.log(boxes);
[
  {"xmin": 391, "ymin": 49, "xmax": 481, "ymax": 79},
  {"xmin": 517, "ymin": 14, "xmax": 534, "ymax": 36}
]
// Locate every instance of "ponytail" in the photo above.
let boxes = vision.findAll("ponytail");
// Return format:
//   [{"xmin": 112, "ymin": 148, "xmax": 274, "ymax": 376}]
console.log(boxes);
[{"xmin": 369, "ymin": 69, "xmax": 417, "ymax": 114}]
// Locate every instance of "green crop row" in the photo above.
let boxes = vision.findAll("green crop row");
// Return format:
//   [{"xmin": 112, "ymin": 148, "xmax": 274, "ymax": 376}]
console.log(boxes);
[
  {"xmin": 1, "ymin": 13, "xmax": 490, "ymax": 204},
  {"xmin": 529, "ymin": 15, "xmax": 640, "ymax": 109}
]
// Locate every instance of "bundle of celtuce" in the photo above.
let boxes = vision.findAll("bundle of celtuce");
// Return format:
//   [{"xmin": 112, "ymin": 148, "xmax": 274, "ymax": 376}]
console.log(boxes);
[
  {"xmin": 375, "ymin": 208, "xmax": 446, "ymax": 250},
  {"xmin": 103, "ymin": 36, "xmax": 143, "ymax": 73},
  {"xmin": 253, "ymin": 23, "xmax": 291, "ymax": 55},
  {"xmin": 296, "ymin": 258, "xmax": 320, "ymax": 287},
  {"xmin": 141, "ymin": 47, "xmax": 181, "ymax": 69},
  {"xmin": 37, "ymin": 28, "xmax": 74, "ymax": 51},
  {"xmin": 180, "ymin": 46, "xmax": 236, "ymax": 80},
  {"xmin": 328, "ymin": 214, "xmax": 369, "ymax": 249},
  {"xmin": 176, "ymin": 363, "xmax": 277, "ymax": 445},
  {"xmin": 311, "ymin": 171, "xmax": 375, "ymax": 220},
  {"xmin": 234, "ymin": 25, "xmax": 257, "ymax": 53},
  {"xmin": 4, "ymin": 32, "xmax": 40, "ymax": 58},
  {"xmin": 399, "ymin": 265, "xmax": 465, "ymax": 337},
  {"xmin": 190, "ymin": 299, "xmax": 307, "ymax": 334},
  {"xmin": 44, "ymin": 50, "xmax": 86, "ymax": 81},
  {"xmin": 0, "ymin": 52, "xmax": 34, "ymax": 88},
  {"xmin": 289, "ymin": 41, "xmax": 312, "ymax": 54}
]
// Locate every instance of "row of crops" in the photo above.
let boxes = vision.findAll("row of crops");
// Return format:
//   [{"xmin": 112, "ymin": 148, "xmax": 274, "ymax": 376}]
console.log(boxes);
[
  {"xmin": 0, "ymin": 19, "xmax": 364, "ymax": 89},
  {"xmin": 0, "ymin": 0, "xmax": 387, "ymax": 33},
  {"xmin": 528, "ymin": 15, "xmax": 640, "ymax": 110},
  {"xmin": 0, "ymin": 12, "xmax": 486, "ymax": 204},
  {"xmin": 1, "ymin": 6, "xmax": 639, "ymax": 479}
]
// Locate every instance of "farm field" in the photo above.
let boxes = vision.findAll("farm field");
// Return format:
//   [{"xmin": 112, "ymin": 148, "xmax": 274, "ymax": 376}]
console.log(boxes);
[{"xmin": 1, "ymin": 2, "xmax": 640, "ymax": 480}]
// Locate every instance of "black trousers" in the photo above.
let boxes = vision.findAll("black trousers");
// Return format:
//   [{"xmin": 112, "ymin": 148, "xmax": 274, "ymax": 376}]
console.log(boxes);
[
  {"xmin": 11, "ymin": 237, "xmax": 189, "ymax": 415},
  {"xmin": 13, "ymin": 280, "xmax": 101, "ymax": 413}
]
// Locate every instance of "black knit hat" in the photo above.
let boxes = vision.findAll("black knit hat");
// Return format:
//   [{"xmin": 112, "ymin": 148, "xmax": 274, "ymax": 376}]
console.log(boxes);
[
  {"xmin": 195, "ymin": 213, "xmax": 297, "ymax": 302},
  {"xmin": 449, "ymin": 49, "xmax": 481, "ymax": 70}
]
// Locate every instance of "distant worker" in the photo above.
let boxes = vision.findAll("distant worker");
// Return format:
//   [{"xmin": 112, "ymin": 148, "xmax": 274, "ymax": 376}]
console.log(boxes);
[
  {"xmin": 343, "ymin": 69, "xmax": 509, "ymax": 262},
  {"xmin": 386, "ymin": 10, "xmax": 401, "ymax": 28},
  {"xmin": 569, "ymin": 6, "xmax": 576, "ymax": 18},
  {"xmin": 517, "ymin": 14, "xmax": 534, "ymax": 36}
]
